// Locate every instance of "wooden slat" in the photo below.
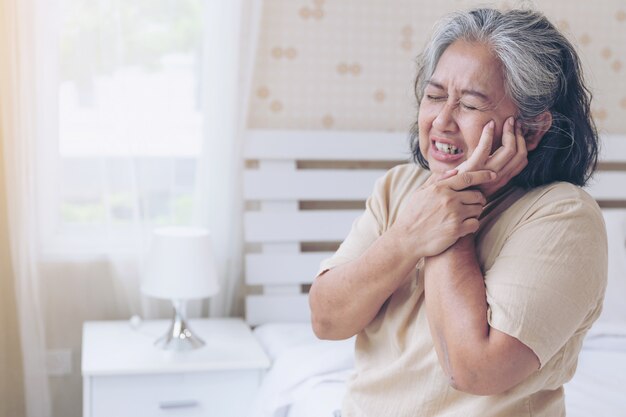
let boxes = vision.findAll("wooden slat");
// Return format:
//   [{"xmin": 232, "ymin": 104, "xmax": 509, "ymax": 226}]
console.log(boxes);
[
  {"xmin": 246, "ymin": 294, "xmax": 310, "ymax": 326},
  {"xmin": 244, "ymin": 130, "xmax": 409, "ymax": 161},
  {"xmin": 245, "ymin": 252, "xmax": 333, "ymax": 285},
  {"xmin": 245, "ymin": 131, "xmax": 623, "ymax": 162},
  {"xmin": 244, "ymin": 169, "xmax": 385, "ymax": 200},
  {"xmin": 246, "ymin": 168, "xmax": 626, "ymax": 201},
  {"xmin": 244, "ymin": 210, "xmax": 360, "ymax": 242},
  {"xmin": 585, "ymin": 171, "xmax": 626, "ymax": 200},
  {"xmin": 263, "ymin": 285, "xmax": 301, "ymax": 295}
]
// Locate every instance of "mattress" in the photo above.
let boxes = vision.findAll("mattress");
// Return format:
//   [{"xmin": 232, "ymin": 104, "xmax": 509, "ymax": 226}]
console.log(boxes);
[{"xmin": 248, "ymin": 323, "xmax": 626, "ymax": 417}]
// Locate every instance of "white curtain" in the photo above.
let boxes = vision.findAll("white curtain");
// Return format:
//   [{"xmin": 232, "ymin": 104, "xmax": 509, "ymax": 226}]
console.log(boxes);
[
  {"xmin": 0, "ymin": 0, "xmax": 262, "ymax": 415},
  {"xmin": 200, "ymin": 0, "xmax": 263, "ymax": 317},
  {"xmin": 0, "ymin": 0, "xmax": 53, "ymax": 416}
]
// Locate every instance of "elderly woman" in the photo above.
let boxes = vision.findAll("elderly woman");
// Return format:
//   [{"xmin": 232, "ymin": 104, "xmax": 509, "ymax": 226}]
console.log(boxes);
[{"xmin": 309, "ymin": 7, "xmax": 607, "ymax": 417}]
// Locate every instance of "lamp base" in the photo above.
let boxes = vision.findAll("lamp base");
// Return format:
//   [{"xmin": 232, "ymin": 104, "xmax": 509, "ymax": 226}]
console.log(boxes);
[{"xmin": 155, "ymin": 300, "xmax": 205, "ymax": 351}]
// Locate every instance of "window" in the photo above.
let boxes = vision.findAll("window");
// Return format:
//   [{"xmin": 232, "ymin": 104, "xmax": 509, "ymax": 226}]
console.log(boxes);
[{"xmin": 44, "ymin": 0, "xmax": 206, "ymax": 253}]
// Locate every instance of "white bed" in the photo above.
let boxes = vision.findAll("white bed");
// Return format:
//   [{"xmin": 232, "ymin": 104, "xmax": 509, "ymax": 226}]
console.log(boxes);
[
  {"xmin": 248, "ymin": 322, "xmax": 626, "ymax": 417},
  {"xmin": 243, "ymin": 130, "xmax": 626, "ymax": 417}
]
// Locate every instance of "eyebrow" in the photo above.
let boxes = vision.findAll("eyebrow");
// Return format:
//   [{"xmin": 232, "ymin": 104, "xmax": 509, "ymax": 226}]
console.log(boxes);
[{"xmin": 426, "ymin": 80, "xmax": 491, "ymax": 102}]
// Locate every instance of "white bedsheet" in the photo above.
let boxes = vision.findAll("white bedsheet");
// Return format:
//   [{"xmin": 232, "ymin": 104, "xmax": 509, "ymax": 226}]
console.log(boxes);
[
  {"xmin": 249, "ymin": 323, "xmax": 626, "ymax": 417},
  {"xmin": 248, "ymin": 330, "xmax": 354, "ymax": 417}
]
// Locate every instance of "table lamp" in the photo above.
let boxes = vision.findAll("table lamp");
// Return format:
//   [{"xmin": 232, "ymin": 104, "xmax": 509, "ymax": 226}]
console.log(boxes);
[{"xmin": 141, "ymin": 227, "xmax": 220, "ymax": 350}]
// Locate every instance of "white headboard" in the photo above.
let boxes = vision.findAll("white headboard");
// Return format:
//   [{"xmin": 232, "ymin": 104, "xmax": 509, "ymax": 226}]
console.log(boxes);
[{"xmin": 243, "ymin": 130, "xmax": 626, "ymax": 326}]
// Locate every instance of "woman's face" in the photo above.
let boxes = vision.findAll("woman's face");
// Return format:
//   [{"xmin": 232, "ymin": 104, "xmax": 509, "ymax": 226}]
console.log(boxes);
[{"xmin": 418, "ymin": 40, "xmax": 519, "ymax": 174}]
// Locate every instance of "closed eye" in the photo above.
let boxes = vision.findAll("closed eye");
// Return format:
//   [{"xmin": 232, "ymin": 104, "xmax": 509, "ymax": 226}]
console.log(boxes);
[
  {"xmin": 461, "ymin": 102, "xmax": 478, "ymax": 110},
  {"xmin": 426, "ymin": 95, "xmax": 447, "ymax": 101}
]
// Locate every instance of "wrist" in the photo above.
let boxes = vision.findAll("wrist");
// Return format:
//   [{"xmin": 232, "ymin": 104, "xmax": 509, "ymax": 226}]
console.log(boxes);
[
  {"xmin": 426, "ymin": 234, "xmax": 475, "ymax": 262},
  {"xmin": 423, "ymin": 235, "xmax": 477, "ymax": 282},
  {"xmin": 385, "ymin": 225, "xmax": 425, "ymax": 264}
]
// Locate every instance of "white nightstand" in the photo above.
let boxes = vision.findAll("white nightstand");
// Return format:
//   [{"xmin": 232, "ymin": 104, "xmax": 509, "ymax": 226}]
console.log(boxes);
[{"xmin": 82, "ymin": 318, "xmax": 270, "ymax": 417}]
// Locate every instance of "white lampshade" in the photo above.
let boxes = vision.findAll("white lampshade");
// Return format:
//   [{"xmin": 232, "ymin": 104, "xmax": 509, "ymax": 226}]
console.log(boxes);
[{"xmin": 141, "ymin": 227, "xmax": 220, "ymax": 300}]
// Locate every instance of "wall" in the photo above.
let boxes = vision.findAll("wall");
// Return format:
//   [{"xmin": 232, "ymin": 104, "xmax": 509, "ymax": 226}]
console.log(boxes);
[{"xmin": 249, "ymin": 0, "xmax": 626, "ymax": 134}]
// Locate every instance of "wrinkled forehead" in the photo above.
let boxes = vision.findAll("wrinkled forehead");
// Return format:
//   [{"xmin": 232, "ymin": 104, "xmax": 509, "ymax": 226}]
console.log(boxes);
[
  {"xmin": 430, "ymin": 40, "xmax": 506, "ymax": 97},
  {"xmin": 431, "ymin": 41, "xmax": 504, "ymax": 89}
]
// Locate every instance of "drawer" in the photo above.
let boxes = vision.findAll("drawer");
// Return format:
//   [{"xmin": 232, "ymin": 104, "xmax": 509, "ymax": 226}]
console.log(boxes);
[{"xmin": 89, "ymin": 370, "xmax": 261, "ymax": 417}]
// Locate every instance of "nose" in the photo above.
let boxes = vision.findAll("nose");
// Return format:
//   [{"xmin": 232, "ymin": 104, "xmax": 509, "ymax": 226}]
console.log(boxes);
[{"xmin": 432, "ymin": 101, "xmax": 458, "ymax": 133}]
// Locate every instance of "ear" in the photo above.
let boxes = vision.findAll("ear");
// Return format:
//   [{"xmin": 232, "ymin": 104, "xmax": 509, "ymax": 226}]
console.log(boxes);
[{"xmin": 524, "ymin": 111, "xmax": 552, "ymax": 151}]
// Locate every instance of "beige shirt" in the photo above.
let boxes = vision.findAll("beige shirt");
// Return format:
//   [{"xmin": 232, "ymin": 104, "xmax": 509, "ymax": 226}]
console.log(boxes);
[{"xmin": 319, "ymin": 164, "xmax": 607, "ymax": 417}]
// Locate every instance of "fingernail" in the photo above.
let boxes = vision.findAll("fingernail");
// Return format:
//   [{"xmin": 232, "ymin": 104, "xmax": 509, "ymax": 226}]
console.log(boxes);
[
  {"xmin": 490, "ymin": 171, "xmax": 497, "ymax": 180},
  {"xmin": 488, "ymin": 120, "xmax": 495, "ymax": 129},
  {"xmin": 508, "ymin": 117, "xmax": 514, "ymax": 126}
]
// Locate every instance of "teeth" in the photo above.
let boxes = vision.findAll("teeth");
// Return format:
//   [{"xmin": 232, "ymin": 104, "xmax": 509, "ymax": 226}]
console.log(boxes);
[{"xmin": 435, "ymin": 141, "xmax": 460, "ymax": 155}]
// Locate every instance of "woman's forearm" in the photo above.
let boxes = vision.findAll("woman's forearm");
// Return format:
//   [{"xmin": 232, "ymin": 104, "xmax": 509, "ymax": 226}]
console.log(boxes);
[
  {"xmin": 424, "ymin": 236, "xmax": 489, "ymax": 380},
  {"xmin": 423, "ymin": 235, "xmax": 539, "ymax": 395},
  {"xmin": 309, "ymin": 228, "xmax": 422, "ymax": 340},
  {"xmin": 309, "ymin": 170, "xmax": 496, "ymax": 341}
]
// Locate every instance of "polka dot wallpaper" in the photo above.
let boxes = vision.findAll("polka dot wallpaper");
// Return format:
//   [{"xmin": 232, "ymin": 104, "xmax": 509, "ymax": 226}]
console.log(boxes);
[{"xmin": 248, "ymin": 0, "xmax": 626, "ymax": 134}]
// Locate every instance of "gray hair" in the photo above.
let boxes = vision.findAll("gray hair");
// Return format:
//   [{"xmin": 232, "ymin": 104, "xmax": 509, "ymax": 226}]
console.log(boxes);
[{"xmin": 410, "ymin": 8, "xmax": 598, "ymax": 187}]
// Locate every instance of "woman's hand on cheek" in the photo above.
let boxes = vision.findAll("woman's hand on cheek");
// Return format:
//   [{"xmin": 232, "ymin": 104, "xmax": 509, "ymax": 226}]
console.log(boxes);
[{"xmin": 456, "ymin": 117, "xmax": 528, "ymax": 198}]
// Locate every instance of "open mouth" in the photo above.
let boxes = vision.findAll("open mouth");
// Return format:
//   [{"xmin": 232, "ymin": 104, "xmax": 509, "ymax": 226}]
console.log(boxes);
[
  {"xmin": 429, "ymin": 139, "xmax": 464, "ymax": 163},
  {"xmin": 434, "ymin": 140, "xmax": 461, "ymax": 155}
]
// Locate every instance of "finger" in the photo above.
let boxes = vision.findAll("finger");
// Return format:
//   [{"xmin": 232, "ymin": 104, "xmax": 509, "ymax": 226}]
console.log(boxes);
[
  {"xmin": 459, "ymin": 217, "xmax": 480, "ymax": 236},
  {"xmin": 459, "ymin": 190, "xmax": 487, "ymax": 206},
  {"xmin": 485, "ymin": 117, "xmax": 517, "ymax": 172},
  {"xmin": 456, "ymin": 121, "xmax": 494, "ymax": 172},
  {"xmin": 495, "ymin": 120, "xmax": 528, "ymax": 178},
  {"xmin": 503, "ymin": 116, "xmax": 517, "ymax": 151},
  {"xmin": 447, "ymin": 169, "xmax": 496, "ymax": 191},
  {"xmin": 441, "ymin": 169, "xmax": 458, "ymax": 180},
  {"xmin": 461, "ymin": 203, "xmax": 484, "ymax": 219},
  {"xmin": 516, "ymin": 120, "xmax": 528, "ymax": 158},
  {"xmin": 471, "ymin": 120, "xmax": 495, "ymax": 165},
  {"xmin": 422, "ymin": 169, "xmax": 459, "ymax": 191},
  {"xmin": 508, "ymin": 120, "xmax": 529, "ymax": 172}
]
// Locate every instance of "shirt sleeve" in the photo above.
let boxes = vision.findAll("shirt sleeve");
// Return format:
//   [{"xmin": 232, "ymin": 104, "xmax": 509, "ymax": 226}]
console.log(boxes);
[
  {"xmin": 317, "ymin": 172, "xmax": 390, "ymax": 276},
  {"xmin": 484, "ymin": 193, "xmax": 608, "ymax": 367}
]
